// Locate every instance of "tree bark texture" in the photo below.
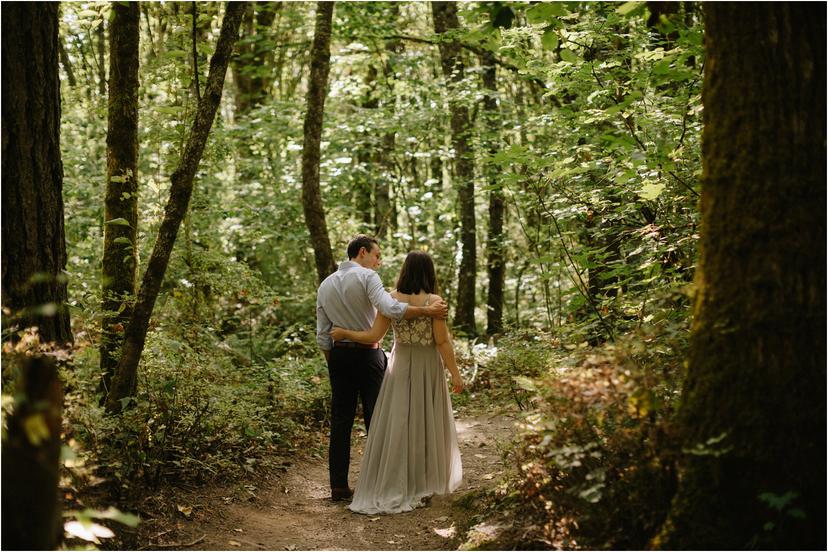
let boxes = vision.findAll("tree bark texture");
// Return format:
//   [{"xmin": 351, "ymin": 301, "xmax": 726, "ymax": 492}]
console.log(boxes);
[
  {"xmin": 654, "ymin": 4, "xmax": 826, "ymax": 549},
  {"xmin": 104, "ymin": 1, "xmax": 247, "ymax": 413},
  {"xmin": 480, "ymin": 51, "xmax": 505, "ymax": 337},
  {"xmin": 1, "ymin": 3, "xmax": 72, "ymax": 346},
  {"xmin": 432, "ymin": 1, "xmax": 477, "ymax": 335},
  {"xmin": 301, "ymin": 1, "xmax": 338, "ymax": 283},
  {"xmin": 100, "ymin": 1, "xmax": 140, "ymax": 397},
  {"xmin": 1, "ymin": 356, "xmax": 64, "ymax": 550}
]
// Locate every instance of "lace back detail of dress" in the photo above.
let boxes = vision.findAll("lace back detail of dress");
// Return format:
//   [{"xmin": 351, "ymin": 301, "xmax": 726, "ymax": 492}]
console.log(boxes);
[{"xmin": 392, "ymin": 294, "xmax": 434, "ymax": 346}]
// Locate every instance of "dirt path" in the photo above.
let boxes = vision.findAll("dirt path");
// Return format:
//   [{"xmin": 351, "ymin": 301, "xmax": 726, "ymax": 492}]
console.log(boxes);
[{"xmin": 143, "ymin": 412, "xmax": 518, "ymax": 550}]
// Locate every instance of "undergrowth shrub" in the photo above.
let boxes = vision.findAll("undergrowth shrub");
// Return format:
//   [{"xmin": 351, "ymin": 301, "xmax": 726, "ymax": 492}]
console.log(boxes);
[
  {"xmin": 64, "ymin": 325, "xmax": 329, "ymax": 498},
  {"xmin": 464, "ymin": 318, "xmax": 688, "ymax": 550}
]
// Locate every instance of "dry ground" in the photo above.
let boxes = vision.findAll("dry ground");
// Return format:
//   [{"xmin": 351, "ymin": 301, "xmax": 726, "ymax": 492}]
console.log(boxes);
[{"xmin": 137, "ymin": 412, "xmax": 519, "ymax": 551}]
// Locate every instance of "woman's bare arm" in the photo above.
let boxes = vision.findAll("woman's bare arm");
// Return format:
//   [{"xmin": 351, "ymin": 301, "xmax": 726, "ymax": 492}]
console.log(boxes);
[{"xmin": 432, "ymin": 297, "xmax": 463, "ymax": 393}]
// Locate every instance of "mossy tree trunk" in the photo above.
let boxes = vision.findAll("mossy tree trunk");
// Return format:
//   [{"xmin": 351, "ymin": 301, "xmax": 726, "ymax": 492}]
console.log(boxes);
[
  {"xmin": 654, "ymin": 4, "xmax": 826, "ymax": 549},
  {"xmin": 301, "ymin": 1, "xmax": 337, "ymax": 283},
  {"xmin": 105, "ymin": 1, "xmax": 247, "ymax": 413},
  {"xmin": 480, "ymin": 51, "xmax": 505, "ymax": 337},
  {"xmin": 432, "ymin": 1, "xmax": 477, "ymax": 336},
  {"xmin": 100, "ymin": 1, "xmax": 140, "ymax": 398},
  {"xmin": 1, "ymin": 2, "xmax": 72, "ymax": 346}
]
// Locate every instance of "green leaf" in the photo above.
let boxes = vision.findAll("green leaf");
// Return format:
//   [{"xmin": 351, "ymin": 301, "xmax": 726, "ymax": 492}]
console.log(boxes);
[
  {"xmin": 616, "ymin": 2, "xmax": 644, "ymax": 16},
  {"xmin": 526, "ymin": 2, "xmax": 567, "ymax": 24},
  {"xmin": 512, "ymin": 376, "xmax": 537, "ymax": 392},
  {"xmin": 541, "ymin": 30, "xmax": 559, "ymax": 51},
  {"xmin": 110, "ymin": 175, "xmax": 128, "ymax": 184},
  {"xmin": 638, "ymin": 182, "xmax": 665, "ymax": 201},
  {"xmin": 77, "ymin": 9, "xmax": 98, "ymax": 18},
  {"xmin": 105, "ymin": 218, "xmax": 132, "ymax": 227},
  {"xmin": 113, "ymin": 237, "xmax": 132, "ymax": 246},
  {"xmin": 559, "ymin": 48, "xmax": 579, "ymax": 63}
]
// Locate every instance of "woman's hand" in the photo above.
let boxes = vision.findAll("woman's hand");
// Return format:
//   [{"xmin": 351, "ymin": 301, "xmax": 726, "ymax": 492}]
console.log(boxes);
[
  {"xmin": 451, "ymin": 374, "xmax": 464, "ymax": 394},
  {"xmin": 330, "ymin": 327, "xmax": 347, "ymax": 341}
]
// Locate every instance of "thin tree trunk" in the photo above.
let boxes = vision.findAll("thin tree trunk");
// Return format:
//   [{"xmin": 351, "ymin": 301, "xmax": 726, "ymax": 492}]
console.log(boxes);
[
  {"xmin": 105, "ymin": 2, "xmax": 247, "ymax": 413},
  {"xmin": 1, "ymin": 2, "xmax": 72, "ymax": 346},
  {"xmin": 96, "ymin": 19, "xmax": 107, "ymax": 96},
  {"xmin": 1, "ymin": 356, "xmax": 63, "ymax": 550},
  {"xmin": 301, "ymin": 1, "xmax": 337, "ymax": 283},
  {"xmin": 58, "ymin": 37, "xmax": 77, "ymax": 87},
  {"xmin": 232, "ymin": 2, "xmax": 280, "ymax": 114},
  {"xmin": 374, "ymin": 4, "xmax": 402, "ymax": 239},
  {"xmin": 100, "ymin": 1, "xmax": 140, "ymax": 398},
  {"xmin": 654, "ymin": 4, "xmax": 826, "ymax": 549},
  {"xmin": 432, "ymin": 1, "xmax": 477, "ymax": 335},
  {"xmin": 480, "ymin": 51, "xmax": 505, "ymax": 337}
]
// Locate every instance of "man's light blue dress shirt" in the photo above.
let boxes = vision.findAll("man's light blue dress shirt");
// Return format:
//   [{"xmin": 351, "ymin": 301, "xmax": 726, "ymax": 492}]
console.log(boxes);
[{"xmin": 316, "ymin": 261, "xmax": 408, "ymax": 351}]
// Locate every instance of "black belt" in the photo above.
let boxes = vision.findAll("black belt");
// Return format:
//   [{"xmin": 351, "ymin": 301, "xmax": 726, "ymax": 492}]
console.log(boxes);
[{"xmin": 333, "ymin": 341, "xmax": 379, "ymax": 350}]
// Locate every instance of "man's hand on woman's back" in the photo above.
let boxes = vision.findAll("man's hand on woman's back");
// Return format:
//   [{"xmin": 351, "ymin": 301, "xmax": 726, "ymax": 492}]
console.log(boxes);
[{"xmin": 428, "ymin": 299, "xmax": 449, "ymax": 320}]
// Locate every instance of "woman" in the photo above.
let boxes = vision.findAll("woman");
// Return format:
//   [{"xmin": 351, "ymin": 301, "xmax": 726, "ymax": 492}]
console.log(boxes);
[{"xmin": 331, "ymin": 251, "xmax": 463, "ymax": 514}]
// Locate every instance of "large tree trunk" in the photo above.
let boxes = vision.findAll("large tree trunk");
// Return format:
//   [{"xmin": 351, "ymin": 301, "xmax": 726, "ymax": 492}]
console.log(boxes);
[
  {"xmin": 100, "ymin": 1, "xmax": 140, "ymax": 398},
  {"xmin": 432, "ymin": 1, "xmax": 477, "ymax": 335},
  {"xmin": 1, "ymin": 356, "xmax": 63, "ymax": 550},
  {"xmin": 480, "ymin": 51, "xmax": 505, "ymax": 337},
  {"xmin": 105, "ymin": 2, "xmax": 247, "ymax": 413},
  {"xmin": 301, "ymin": 1, "xmax": 337, "ymax": 283},
  {"xmin": 1, "ymin": 3, "xmax": 72, "ymax": 346},
  {"xmin": 654, "ymin": 4, "xmax": 826, "ymax": 549}
]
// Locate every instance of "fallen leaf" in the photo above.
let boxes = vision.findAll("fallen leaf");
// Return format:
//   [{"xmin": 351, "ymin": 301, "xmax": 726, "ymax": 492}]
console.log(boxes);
[
  {"xmin": 482, "ymin": 473, "xmax": 495, "ymax": 480},
  {"xmin": 285, "ymin": 545, "xmax": 297, "ymax": 551},
  {"xmin": 176, "ymin": 505, "xmax": 192, "ymax": 517},
  {"xmin": 393, "ymin": 534, "xmax": 405, "ymax": 538},
  {"xmin": 474, "ymin": 454, "xmax": 486, "ymax": 459},
  {"xmin": 434, "ymin": 526, "xmax": 457, "ymax": 538},
  {"xmin": 64, "ymin": 521, "xmax": 114, "ymax": 544},
  {"xmin": 234, "ymin": 528, "xmax": 243, "ymax": 533},
  {"xmin": 368, "ymin": 516, "xmax": 381, "ymax": 522},
  {"xmin": 387, "ymin": 541, "xmax": 396, "ymax": 545},
  {"xmin": 228, "ymin": 540, "xmax": 241, "ymax": 547},
  {"xmin": 433, "ymin": 516, "xmax": 449, "ymax": 522}
]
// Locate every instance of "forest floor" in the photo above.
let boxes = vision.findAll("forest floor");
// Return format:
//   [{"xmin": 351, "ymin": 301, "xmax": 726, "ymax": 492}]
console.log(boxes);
[{"xmin": 134, "ymin": 408, "xmax": 521, "ymax": 551}]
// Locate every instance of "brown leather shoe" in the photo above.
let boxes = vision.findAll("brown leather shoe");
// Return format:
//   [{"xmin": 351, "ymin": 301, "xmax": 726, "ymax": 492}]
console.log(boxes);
[{"xmin": 331, "ymin": 487, "xmax": 354, "ymax": 501}]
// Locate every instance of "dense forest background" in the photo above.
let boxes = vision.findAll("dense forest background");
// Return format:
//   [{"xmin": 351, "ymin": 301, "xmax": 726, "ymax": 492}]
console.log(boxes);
[{"xmin": 1, "ymin": 1, "xmax": 824, "ymax": 550}]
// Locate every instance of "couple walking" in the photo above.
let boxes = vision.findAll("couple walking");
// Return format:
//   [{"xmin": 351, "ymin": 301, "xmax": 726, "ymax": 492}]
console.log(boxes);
[{"xmin": 315, "ymin": 235, "xmax": 463, "ymax": 514}]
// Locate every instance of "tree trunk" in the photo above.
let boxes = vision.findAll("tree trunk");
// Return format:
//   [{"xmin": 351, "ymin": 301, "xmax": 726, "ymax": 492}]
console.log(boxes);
[
  {"xmin": 301, "ymin": 1, "xmax": 337, "ymax": 283},
  {"xmin": 232, "ymin": 2, "xmax": 280, "ymax": 114},
  {"xmin": 1, "ymin": 356, "xmax": 63, "ymax": 550},
  {"xmin": 1, "ymin": 3, "xmax": 72, "ymax": 346},
  {"xmin": 647, "ymin": 1, "xmax": 680, "ymax": 49},
  {"xmin": 480, "ymin": 51, "xmax": 505, "ymax": 337},
  {"xmin": 432, "ymin": 1, "xmax": 477, "ymax": 335},
  {"xmin": 96, "ymin": 19, "xmax": 107, "ymax": 96},
  {"xmin": 105, "ymin": 2, "xmax": 247, "ymax": 413},
  {"xmin": 654, "ymin": 4, "xmax": 826, "ymax": 549},
  {"xmin": 58, "ymin": 37, "xmax": 77, "ymax": 87},
  {"xmin": 100, "ymin": 1, "xmax": 140, "ymax": 398}
]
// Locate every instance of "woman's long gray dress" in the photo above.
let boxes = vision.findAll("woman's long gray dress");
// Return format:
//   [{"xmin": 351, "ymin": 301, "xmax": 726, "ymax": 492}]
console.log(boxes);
[{"xmin": 348, "ymin": 300, "xmax": 462, "ymax": 514}]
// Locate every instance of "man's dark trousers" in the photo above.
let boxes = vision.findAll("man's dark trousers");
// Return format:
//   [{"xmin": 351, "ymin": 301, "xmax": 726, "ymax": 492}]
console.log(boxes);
[{"xmin": 327, "ymin": 345, "xmax": 386, "ymax": 490}]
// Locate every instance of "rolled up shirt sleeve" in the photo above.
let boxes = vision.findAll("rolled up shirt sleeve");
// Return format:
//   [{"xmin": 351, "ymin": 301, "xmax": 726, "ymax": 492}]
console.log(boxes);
[
  {"xmin": 366, "ymin": 272, "xmax": 408, "ymax": 321},
  {"xmin": 316, "ymin": 298, "xmax": 333, "ymax": 351}
]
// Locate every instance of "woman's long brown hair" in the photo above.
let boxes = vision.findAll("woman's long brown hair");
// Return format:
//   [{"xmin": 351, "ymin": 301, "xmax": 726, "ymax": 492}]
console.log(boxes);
[{"xmin": 395, "ymin": 251, "xmax": 439, "ymax": 295}]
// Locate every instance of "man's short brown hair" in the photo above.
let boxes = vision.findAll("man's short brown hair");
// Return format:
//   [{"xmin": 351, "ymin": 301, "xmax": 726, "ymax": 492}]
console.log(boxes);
[{"xmin": 347, "ymin": 235, "xmax": 379, "ymax": 259}]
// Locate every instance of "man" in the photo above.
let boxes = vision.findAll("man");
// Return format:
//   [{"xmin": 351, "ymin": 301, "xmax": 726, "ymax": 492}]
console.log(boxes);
[{"xmin": 316, "ymin": 235, "xmax": 448, "ymax": 501}]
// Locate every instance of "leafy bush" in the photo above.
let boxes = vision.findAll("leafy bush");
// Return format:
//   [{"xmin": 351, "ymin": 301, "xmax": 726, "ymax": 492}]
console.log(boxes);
[{"xmin": 463, "ymin": 319, "xmax": 687, "ymax": 550}]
